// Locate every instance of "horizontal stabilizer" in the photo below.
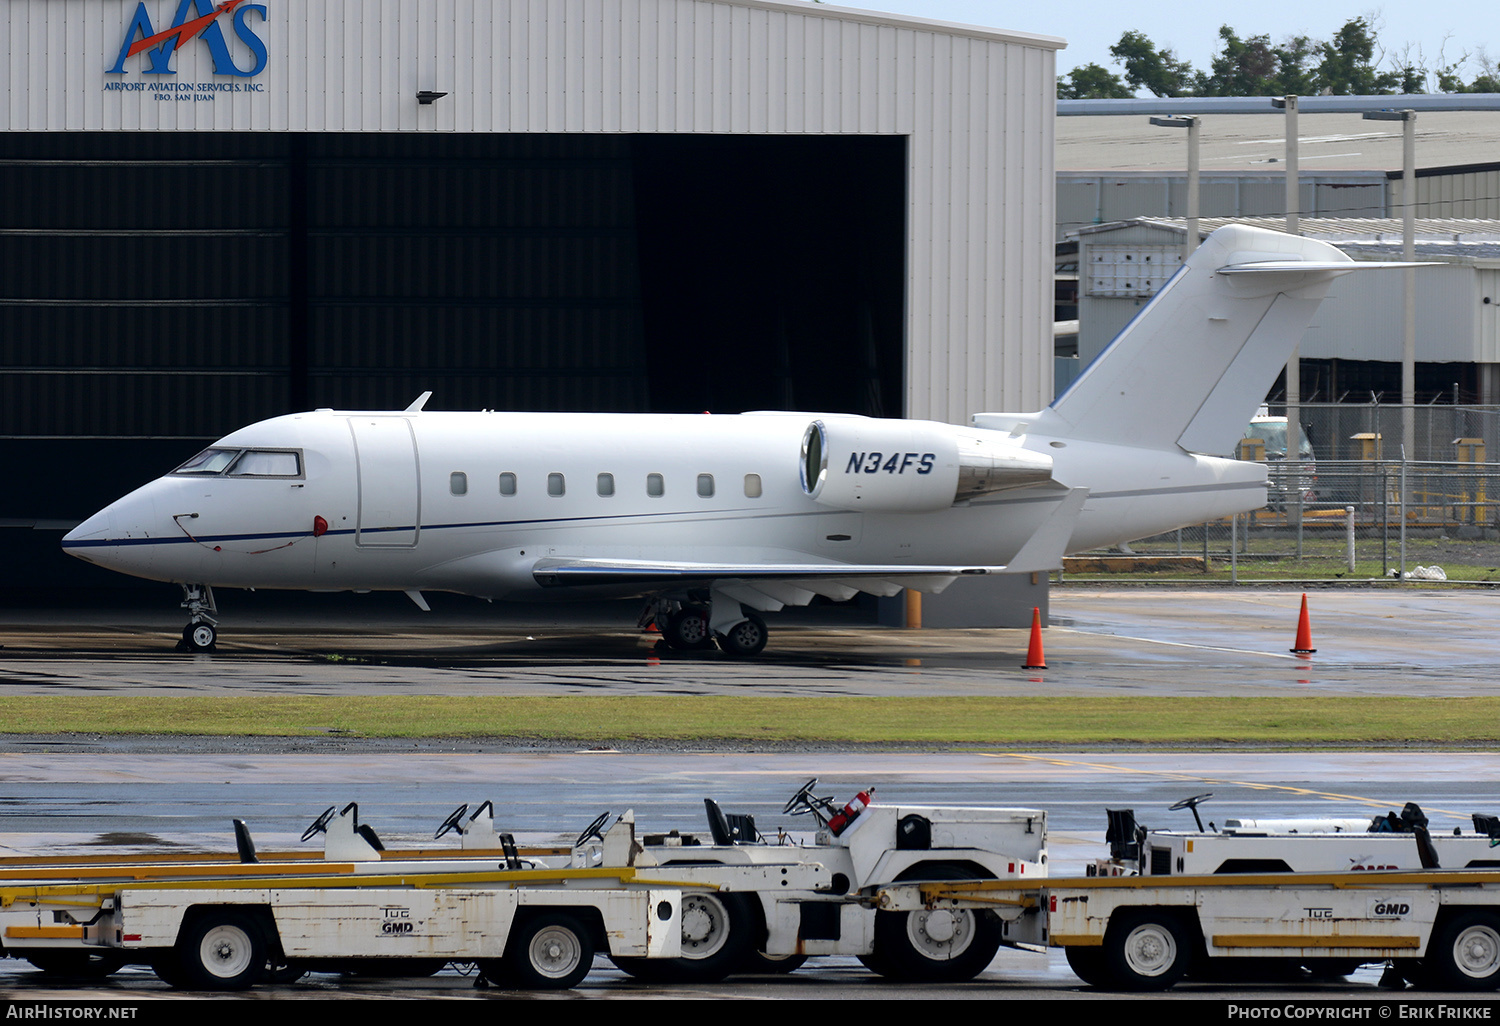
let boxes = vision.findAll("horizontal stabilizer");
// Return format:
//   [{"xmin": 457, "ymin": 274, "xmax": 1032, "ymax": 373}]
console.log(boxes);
[{"xmin": 1217, "ymin": 260, "xmax": 1430, "ymax": 275}]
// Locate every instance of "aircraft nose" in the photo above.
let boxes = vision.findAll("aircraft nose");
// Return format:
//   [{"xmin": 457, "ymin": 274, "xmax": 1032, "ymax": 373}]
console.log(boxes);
[
  {"xmin": 62, "ymin": 506, "xmax": 116, "ymax": 546},
  {"xmin": 59, "ymin": 488, "xmax": 166, "ymax": 577}
]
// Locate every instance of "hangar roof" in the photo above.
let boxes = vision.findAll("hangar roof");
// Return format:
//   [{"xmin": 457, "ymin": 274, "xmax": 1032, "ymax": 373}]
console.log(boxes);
[
  {"xmin": 1058, "ymin": 111, "xmax": 1500, "ymax": 174},
  {"xmin": 1075, "ymin": 216, "xmax": 1500, "ymax": 262},
  {"xmin": 745, "ymin": 0, "xmax": 1065, "ymax": 48}
]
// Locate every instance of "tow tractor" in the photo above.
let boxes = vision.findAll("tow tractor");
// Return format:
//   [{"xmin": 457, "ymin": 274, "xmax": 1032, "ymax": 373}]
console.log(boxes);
[
  {"xmin": 0, "ymin": 780, "xmax": 1049, "ymax": 990},
  {"xmin": 936, "ymin": 793, "xmax": 1500, "ymax": 992},
  {"xmin": 444, "ymin": 777, "xmax": 1048, "ymax": 982},
  {"xmin": 1094, "ymin": 792, "xmax": 1500, "ymax": 878}
]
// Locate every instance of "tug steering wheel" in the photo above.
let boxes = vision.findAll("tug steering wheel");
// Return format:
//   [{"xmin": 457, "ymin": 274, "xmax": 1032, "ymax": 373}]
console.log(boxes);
[
  {"xmin": 1169, "ymin": 793, "xmax": 1215, "ymax": 832},
  {"xmin": 301, "ymin": 805, "xmax": 338, "ymax": 843},
  {"xmin": 575, "ymin": 811, "xmax": 612, "ymax": 848},
  {"xmin": 783, "ymin": 778, "xmax": 834, "ymax": 817},
  {"xmin": 434, "ymin": 803, "xmax": 470, "ymax": 840}
]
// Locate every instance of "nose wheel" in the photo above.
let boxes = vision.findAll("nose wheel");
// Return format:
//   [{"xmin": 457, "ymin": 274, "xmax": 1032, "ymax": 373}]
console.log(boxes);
[
  {"xmin": 176, "ymin": 584, "xmax": 219, "ymax": 652},
  {"xmin": 180, "ymin": 621, "xmax": 217, "ymax": 652}
]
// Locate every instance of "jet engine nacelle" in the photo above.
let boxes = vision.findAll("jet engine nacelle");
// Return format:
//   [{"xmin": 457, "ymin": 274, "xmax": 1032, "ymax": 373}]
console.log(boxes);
[{"xmin": 800, "ymin": 418, "xmax": 1053, "ymax": 513}]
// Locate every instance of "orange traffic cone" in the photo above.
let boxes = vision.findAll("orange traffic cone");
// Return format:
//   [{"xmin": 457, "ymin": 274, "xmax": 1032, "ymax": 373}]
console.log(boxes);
[
  {"xmin": 1022, "ymin": 606, "xmax": 1047, "ymax": 669},
  {"xmin": 1290, "ymin": 593, "xmax": 1316, "ymax": 654}
]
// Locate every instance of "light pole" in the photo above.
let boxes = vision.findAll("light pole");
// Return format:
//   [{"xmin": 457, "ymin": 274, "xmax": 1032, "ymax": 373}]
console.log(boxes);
[
  {"xmin": 1363, "ymin": 108, "xmax": 1417, "ymax": 460},
  {"xmin": 1150, "ymin": 115, "xmax": 1200, "ymax": 263},
  {"xmin": 1272, "ymin": 96, "xmax": 1302, "ymax": 512}
]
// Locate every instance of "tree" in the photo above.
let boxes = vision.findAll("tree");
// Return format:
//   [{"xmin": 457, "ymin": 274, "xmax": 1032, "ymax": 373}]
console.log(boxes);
[
  {"xmin": 1314, "ymin": 17, "xmax": 1400, "ymax": 94},
  {"xmin": 1110, "ymin": 30, "xmax": 1196, "ymax": 97},
  {"xmin": 1270, "ymin": 36, "xmax": 1320, "ymax": 96},
  {"xmin": 1058, "ymin": 63, "xmax": 1132, "ymax": 99},
  {"xmin": 1436, "ymin": 46, "xmax": 1500, "ymax": 92},
  {"xmin": 1196, "ymin": 27, "xmax": 1280, "ymax": 96}
]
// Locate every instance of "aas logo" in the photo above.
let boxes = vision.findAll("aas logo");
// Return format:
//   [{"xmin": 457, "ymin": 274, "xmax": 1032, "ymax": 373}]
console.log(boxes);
[{"xmin": 108, "ymin": 0, "xmax": 268, "ymax": 77}]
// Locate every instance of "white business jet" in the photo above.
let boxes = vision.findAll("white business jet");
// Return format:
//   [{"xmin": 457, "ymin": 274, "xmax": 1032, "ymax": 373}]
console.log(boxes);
[{"xmin": 62, "ymin": 225, "xmax": 1383, "ymax": 656}]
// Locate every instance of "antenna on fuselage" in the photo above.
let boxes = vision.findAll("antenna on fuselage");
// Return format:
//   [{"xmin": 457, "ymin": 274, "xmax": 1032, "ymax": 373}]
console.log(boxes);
[{"xmin": 404, "ymin": 391, "xmax": 433, "ymax": 413}]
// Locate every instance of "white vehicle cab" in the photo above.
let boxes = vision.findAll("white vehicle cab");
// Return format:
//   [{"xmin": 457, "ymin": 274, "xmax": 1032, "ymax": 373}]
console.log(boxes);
[
  {"xmin": 1244, "ymin": 406, "xmax": 1317, "ymax": 507},
  {"xmin": 1095, "ymin": 793, "xmax": 1500, "ymax": 878}
]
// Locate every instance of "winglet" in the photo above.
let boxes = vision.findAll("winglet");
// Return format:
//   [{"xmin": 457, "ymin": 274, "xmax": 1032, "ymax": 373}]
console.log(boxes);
[
  {"xmin": 404, "ymin": 391, "xmax": 433, "ymax": 413},
  {"xmin": 1004, "ymin": 487, "xmax": 1089, "ymax": 574}
]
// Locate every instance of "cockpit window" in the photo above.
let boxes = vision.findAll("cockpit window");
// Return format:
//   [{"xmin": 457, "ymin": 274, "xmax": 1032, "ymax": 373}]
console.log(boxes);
[
  {"xmin": 228, "ymin": 450, "xmax": 302, "ymax": 477},
  {"xmin": 172, "ymin": 448, "xmax": 241, "ymax": 475},
  {"xmin": 171, "ymin": 448, "xmax": 303, "ymax": 478}
]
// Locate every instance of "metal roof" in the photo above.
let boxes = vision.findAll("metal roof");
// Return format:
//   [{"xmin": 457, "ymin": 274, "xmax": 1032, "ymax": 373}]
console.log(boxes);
[
  {"xmin": 1058, "ymin": 110, "xmax": 1500, "ymax": 173},
  {"xmin": 1073, "ymin": 217, "xmax": 1500, "ymax": 261}
]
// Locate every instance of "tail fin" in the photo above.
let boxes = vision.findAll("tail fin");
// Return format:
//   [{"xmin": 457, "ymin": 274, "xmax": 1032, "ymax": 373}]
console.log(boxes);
[{"xmin": 1044, "ymin": 224, "xmax": 1356, "ymax": 456}]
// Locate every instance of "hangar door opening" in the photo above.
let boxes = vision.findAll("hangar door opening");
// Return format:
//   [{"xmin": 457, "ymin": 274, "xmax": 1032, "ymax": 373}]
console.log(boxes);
[
  {"xmin": 0, "ymin": 131, "xmax": 906, "ymax": 595},
  {"xmin": 630, "ymin": 135, "xmax": 907, "ymax": 418}
]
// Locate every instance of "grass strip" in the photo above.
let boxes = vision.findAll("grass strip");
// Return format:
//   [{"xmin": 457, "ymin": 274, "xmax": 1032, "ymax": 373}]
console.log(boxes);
[{"xmin": 2, "ymin": 696, "xmax": 1499, "ymax": 745}]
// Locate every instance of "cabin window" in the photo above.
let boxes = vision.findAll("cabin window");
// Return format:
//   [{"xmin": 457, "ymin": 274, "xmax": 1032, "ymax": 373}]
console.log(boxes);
[
  {"xmin": 597, "ymin": 473, "xmax": 615, "ymax": 497},
  {"xmin": 744, "ymin": 474, "xmax": 762, "ymax": 498},
  {"xmin": 697, "ymin": 474, "xmax": 715, "ymax": 498},
  {"xmin": 646, "ymin": 473, "xmax": 664, "ymax": 497},
  {"xmin": 225, "ymin": 450, "xmax": 302, "ymax": 478},
  {"xmin": 548, "ymin": 473, "xmax": 566, "ymax": 497},
  {"xmin": 499, "ymin": 473, "xmax": 517, "ymax": 496},
  {"xmin": 450, "ymin": 472, "xmax": 468, "ymax": 496}
]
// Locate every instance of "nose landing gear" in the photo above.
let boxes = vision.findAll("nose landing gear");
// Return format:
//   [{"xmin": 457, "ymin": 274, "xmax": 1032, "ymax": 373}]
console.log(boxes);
[{"xmin": 176, "ymin": 584, "xmax": 219, "ymax": 653}]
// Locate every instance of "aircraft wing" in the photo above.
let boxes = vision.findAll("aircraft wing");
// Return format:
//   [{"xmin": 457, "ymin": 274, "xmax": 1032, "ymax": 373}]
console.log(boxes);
[
  {"xmin": 533, "ymin": 558, "xmax": 998, "ymax": 593},
  {"xmin": 530, "ymin": 487, "xmax": 1087, "ymax": 608}
]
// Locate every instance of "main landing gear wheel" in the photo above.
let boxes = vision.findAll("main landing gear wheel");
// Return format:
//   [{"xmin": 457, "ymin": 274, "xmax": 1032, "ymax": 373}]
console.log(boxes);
[
  {"xmin": 180, "ymin": 621, "xmax": 216, "ymax": 652},
  {"xmin": 717, "ymin": 613, "xmax": 768, "ymax": 658},
  {"xmin": 664, "ymin": 606, "xmax": 713, "ymax": 651}
]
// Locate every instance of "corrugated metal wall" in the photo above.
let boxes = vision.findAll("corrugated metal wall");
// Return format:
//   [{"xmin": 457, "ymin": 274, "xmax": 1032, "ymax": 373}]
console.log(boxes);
[
  {"xmin": 302, "ymin": 133, "xmax": 649, "ymax": 414},
  {"xmin": 0, "ymin": 132, "xmax": 651, "ymax": 437},
  {"xmin": 0, "ymin": 0, "xmax": 1062, "ymax": 422},
  {"xmin": 1058, "ymin": 172, "xmax": 1389, "ymax": 241},
  {"xmin": 1403, "ymin": 169, "xmax": 1500, "ymax": 219},
  {"xmin": 0, "ymin": 133, "xmax": 291, "ymax": 437}
]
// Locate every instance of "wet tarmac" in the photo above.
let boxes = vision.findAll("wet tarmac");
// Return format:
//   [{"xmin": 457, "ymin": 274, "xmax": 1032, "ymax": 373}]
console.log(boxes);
[
  {"xmin": 0, "ymin": 587, "xmax": 1496, "ymax": 1001},
  {"xmin": 1, "ymin": 586, "xmax": 1498, "ymax": 696},
  {"xmin": 0, "ymin": 751, "xmax": 1495, "ymax": 1001}
]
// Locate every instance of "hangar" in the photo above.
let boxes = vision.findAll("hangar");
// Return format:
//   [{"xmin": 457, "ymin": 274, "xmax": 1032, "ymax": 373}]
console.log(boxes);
[{"xmin": 1, "ymin": 1, "xmax": 1062, "ymax": 620}]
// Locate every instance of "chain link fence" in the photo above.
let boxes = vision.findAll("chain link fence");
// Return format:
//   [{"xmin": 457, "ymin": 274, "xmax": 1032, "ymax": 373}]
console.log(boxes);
[{"xmin": 1066, "ymin": 405, "xmax": 1500, "ymax": 583}]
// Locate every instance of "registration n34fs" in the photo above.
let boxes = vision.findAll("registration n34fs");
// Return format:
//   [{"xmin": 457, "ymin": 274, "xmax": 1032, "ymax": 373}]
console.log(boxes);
[{"xmin": 63, "ymin": 226, "xmax": 1400, "ymax": 656}]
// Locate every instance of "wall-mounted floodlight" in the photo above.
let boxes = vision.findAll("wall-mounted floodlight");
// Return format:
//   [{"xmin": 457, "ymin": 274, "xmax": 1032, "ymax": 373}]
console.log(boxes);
[
  {"xmin": 416, "ymin": 91, "xmax": 448, "ymax": 105},
  {"xmin": 1362, "ymin": 108, "xmax": 1415, "ymax": 122},
  {"xmin": 1149, "ymin": 116, "xmax": 1200, "ymax": 261}
]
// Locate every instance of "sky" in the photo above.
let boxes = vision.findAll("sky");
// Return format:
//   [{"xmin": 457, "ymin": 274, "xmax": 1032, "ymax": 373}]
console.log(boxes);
[{"xmin": 843, "ymin": 1, "xmax": 1497, "ymax": 91}]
